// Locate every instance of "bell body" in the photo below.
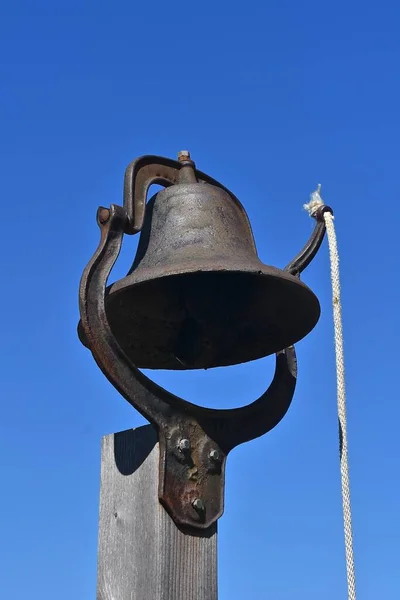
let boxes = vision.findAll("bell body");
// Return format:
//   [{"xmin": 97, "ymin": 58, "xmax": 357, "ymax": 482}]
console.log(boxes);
[{"xmin": 103, "ymin": 179, "xmax": 320, "ymax": 370}]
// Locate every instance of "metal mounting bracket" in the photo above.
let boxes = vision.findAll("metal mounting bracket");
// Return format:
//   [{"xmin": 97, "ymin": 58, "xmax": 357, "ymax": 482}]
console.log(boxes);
[{"xmin": 78, "ymin": 164, "xmax": 328, "ymax": 530}]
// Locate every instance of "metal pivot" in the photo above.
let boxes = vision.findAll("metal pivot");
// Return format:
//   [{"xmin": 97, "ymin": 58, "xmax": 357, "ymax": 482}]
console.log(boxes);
[{"xmin": 79, "ymin": 156, "xmax": 329, "ymax": 530}]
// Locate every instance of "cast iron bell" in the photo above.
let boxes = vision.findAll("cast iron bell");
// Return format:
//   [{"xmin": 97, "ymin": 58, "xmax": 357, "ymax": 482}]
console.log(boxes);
[{"xmin": 78, "ymin": 152, "xmax": 321, "ymax": 370}]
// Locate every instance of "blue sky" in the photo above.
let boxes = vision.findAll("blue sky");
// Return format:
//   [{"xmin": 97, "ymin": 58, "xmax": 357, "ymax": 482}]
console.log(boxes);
[{"xmin": 1, "ymin": 2, "xmax": 399, "ymax": 598}]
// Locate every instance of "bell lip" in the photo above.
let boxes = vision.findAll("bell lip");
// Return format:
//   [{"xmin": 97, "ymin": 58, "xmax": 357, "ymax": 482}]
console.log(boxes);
[
  {"xmin": 108, "ymin": 260, "xmax": 317, "ymax": 297},
  {"xmin": 107, "ymin": 262, "xmax": 321, "ymax": 354},
  {"xmin": 79, "ymin": 265, "xmax": 321, "ymax": 366}
]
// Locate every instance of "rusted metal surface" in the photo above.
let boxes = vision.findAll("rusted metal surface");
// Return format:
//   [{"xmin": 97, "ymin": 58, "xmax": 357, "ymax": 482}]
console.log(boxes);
[
  {"xmin": 79, "ymin": 202, "xmax": 298, "ymax": 529},
  {"xmin": 79, "ymin": 154, "xmax": 323, "ymax": 370},
  {"xmin": 158, "ymin": 419, "xmax": 227, "ymax": 528},
  {"xmin": 78, "ymin": 153, "xmax": 327, "ymax": 529}
]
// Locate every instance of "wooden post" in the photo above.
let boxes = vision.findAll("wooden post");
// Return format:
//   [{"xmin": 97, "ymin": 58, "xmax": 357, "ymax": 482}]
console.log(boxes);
[{"xmin": 97, "ymin": 425, "xmax": 218, "ymax": 600}]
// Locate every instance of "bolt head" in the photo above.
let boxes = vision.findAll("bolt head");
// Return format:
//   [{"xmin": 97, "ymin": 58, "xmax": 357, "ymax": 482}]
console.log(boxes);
[
  {"xmin": 177, "ymin": 150, "xmax": 191, "ymax": 162},
  {"xmin": 192, "ymin": 498, "xmax": 205, "ymax": 512},
  {"xmin": 209, "ymin": 449, "xmax": 220, "ymax": 461},
  {"xmin": 178, "ymin": 438, "xmax": 190, "ymax": 452}
]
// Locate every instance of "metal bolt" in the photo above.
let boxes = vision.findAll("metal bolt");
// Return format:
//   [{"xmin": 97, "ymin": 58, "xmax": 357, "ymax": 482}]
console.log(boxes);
[
  {"xmin": 178, "ymin": 438, "xmax": 191, "ymax": 452},
  {"xmin": 177, "ymin": 150, "xmax": 191, "ymax": 162},
  {"xmin": 209, "ymin": 449, "xmax": 220, "ymax": 461},
  {"xmin": 192, "ymin": 498, "xmax": 205, "ymax": 512}
]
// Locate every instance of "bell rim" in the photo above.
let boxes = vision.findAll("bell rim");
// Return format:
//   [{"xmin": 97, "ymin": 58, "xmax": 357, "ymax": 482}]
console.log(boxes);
[
  {"xmin": 106, "ymin": 263, "xmax": 321, "ymax": 360},
  {"xmin": 80, "ymin": 266, "xmax": 320, "ymax": 369},
  {"xmin": 108, "ymin": 261, "xmax": 318, "ymax": 301}
]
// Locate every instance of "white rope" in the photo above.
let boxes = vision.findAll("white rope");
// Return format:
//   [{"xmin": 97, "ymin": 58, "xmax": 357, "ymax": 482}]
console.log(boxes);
[{"xmin": 304, "ymin": 186, "xmax": 356, "ymax": 600}]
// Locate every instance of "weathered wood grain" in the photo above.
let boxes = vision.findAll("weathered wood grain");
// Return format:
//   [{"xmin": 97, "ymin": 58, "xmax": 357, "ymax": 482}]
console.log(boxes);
[{"xmin": 97, "ymin": 425, "xmax": 217, "ymax": 600}]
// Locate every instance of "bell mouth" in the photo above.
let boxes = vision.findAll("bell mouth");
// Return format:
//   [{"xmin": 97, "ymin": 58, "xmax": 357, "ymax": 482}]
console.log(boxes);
[{"xmin": 80, "ymin": 268, "xmax": 320, "ymax": 370}]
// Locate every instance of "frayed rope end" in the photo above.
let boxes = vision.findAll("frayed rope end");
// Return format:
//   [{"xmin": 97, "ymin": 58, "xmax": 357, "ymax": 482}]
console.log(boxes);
[{"xmin": 304, "ymin": 183, "xmax": 324, "ymax": 218}]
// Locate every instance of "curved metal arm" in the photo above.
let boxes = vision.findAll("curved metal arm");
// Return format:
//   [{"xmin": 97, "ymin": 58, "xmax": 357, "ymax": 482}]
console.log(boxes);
[
  {"xmin": 212, "ymin": 348, "xmax": 297, "ymax": 452},
  {"xmin": 123, "ymin": 156, "xmax": 178, "ymax": 234},
  {"xmin": 79, "ymin": 204, "xmax": 178, "ymax": 425},
  {"xmin": 284, "ymin": 205, "xmax": 333, "ymax": 276}
]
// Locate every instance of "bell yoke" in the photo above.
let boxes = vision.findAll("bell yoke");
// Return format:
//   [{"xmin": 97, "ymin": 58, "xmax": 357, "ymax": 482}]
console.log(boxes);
[{"xmin": 78, "ymin": 152, "xmax": 331, "ymax": 529}]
